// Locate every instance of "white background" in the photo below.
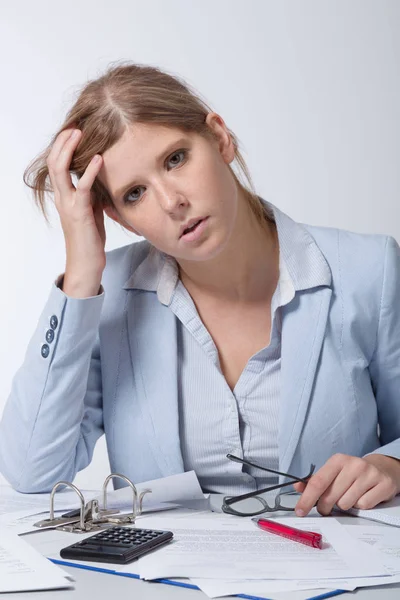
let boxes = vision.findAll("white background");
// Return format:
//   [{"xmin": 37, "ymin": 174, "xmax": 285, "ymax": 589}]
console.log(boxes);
[{"xmin": 0, "ymin": 0, "xmax": 399, "ymax": 489}]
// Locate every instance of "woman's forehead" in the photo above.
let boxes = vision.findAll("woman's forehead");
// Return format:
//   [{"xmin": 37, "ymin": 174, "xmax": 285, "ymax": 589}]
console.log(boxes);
[{"xmin": 105, "ymin": 123, "xmax": 197, "ymax": 158}]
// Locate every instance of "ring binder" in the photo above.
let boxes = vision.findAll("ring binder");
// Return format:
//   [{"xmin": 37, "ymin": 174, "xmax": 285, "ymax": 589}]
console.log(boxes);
[{"xmin": 33, "ymin": 472, "xmax": 152, "ymax": 533}]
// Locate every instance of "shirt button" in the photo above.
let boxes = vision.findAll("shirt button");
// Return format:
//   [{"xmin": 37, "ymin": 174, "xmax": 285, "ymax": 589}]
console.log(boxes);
[
  {"xmin": 50, "ymin": 315, "xmax": 58, "ymax": 330},
  {"xmin": 41, "ymin": 344, "xmax": 50, "ymax": 358}
]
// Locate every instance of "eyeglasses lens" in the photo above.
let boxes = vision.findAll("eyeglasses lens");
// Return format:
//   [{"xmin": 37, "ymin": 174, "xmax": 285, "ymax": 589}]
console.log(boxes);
[{"xmin": 224, "ymin": 492, "xmax": 298, "ymax": 515}]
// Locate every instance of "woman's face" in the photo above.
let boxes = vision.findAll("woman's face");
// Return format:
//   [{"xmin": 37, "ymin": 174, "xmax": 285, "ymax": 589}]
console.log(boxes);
[{"xmin": 97, "ymin": 112, "xmax": 242, "ymax": 262}]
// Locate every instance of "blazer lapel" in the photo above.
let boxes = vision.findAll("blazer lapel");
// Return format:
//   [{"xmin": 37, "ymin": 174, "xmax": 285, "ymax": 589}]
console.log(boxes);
[
  {"xmin": 279, "ymin": 286, "xmax": 332, "ymax": 475},
  {"xmin": 269, "ymin": 203, "xmax": 333, "ymax": 476},
  {"xmin": 124, "ymin": 248, "xmax": 184, "ymax": 477}
]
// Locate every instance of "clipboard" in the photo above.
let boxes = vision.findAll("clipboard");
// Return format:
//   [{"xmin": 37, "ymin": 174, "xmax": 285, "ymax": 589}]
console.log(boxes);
[{"xmin": 49, "ymin": 557, "xmax": 347, "ymax": 600}]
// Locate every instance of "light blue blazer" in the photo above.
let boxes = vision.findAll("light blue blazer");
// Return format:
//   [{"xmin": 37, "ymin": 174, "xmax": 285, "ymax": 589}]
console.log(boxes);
[{"xmin": 1, "ymin": 201, "xmax": 400, "ymax": 493}]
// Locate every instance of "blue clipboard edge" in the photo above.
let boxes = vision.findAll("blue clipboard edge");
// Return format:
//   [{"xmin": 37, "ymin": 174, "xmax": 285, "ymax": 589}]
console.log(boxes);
[{"xmin": 50, "ymin": 557, "xmax": 348, "ymax": 600}]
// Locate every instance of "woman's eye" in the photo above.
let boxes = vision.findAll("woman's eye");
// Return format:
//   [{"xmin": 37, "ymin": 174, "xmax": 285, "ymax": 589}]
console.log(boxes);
[
  {"xmin": 123, "ymin": 149, "xmax": 188, "ymax": 205},
  {"xmin": 167, "ymin": 149, "xmax": 187, "ymax": 168},
  {"xmin": 124, "ymin": 187, "xmax": 143, "ymax": 203}
]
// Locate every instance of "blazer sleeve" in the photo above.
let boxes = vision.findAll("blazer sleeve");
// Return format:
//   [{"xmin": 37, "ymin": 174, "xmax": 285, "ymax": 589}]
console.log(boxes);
[
  {"xmin": 367, "ymin": 235, "xmax": 400, "ymax": 461},
  {"xmin": 0, "ymin": 277, "xmax": 105, "ymax": 492}
]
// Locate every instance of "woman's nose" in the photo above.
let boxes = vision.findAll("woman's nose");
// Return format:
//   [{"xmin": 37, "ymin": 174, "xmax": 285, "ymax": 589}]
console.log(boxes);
[{"xmin": 157, "ymin": 190, "xmax": 188, "ymax": 213}]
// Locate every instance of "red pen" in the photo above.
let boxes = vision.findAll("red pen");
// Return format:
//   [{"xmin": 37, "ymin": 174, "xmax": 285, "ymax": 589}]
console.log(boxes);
[{"xmin": 251, "ymin": 517, "xmax": 323, "ymax": 549}]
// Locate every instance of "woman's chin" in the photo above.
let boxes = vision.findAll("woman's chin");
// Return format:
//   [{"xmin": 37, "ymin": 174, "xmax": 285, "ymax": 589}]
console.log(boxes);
[{"xmin": 177, "ymin": 236, "xmax": 230, "ymax": 263}]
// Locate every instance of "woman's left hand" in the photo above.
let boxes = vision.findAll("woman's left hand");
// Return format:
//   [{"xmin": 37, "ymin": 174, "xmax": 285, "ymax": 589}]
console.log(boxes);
[{"xmin": 293, "ymin": 453, "xmax": 400, "ymax": 516}]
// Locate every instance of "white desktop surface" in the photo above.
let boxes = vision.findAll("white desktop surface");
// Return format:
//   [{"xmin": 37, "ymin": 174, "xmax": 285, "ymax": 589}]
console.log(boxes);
[{"xmin": 1, "ymin": 512, "xmax": 400, "ymax": 600}]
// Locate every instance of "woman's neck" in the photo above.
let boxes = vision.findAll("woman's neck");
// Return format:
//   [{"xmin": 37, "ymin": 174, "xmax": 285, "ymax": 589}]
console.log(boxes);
[{"xmin": 177, "ymin": 199, "xmax": 279, "ymax": 304}]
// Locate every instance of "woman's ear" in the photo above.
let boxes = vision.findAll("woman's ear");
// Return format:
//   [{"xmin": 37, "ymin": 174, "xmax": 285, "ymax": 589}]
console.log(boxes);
[
  {"xmin": 205, "ymin": 111, "xmax": 235, "ymax": 164},
  {"xmin": 103, "ymin": 205, "xmax": 141, "ymax": 236}
]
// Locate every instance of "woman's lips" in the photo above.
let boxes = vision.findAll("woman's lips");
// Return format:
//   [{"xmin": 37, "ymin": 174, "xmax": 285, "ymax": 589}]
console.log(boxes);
[{"xmin": 180, "ymin": 217, "xmax": 209, "ymax": 243}]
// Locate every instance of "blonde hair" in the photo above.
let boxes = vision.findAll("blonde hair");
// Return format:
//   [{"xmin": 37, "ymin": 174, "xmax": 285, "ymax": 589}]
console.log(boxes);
[{"xmin": 24, "ymin": 60, "xmax": 273, "ymax": 226}]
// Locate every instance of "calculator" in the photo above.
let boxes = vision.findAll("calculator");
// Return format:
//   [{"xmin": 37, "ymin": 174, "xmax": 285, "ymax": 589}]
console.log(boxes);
[{"xmin": 60, "ymin": 526, "xmax": 173, "ymax": 564}]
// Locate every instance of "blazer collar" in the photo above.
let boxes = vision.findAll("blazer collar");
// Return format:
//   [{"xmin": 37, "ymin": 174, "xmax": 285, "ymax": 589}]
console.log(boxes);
[{"xmin": 272, "ymin": 203, "xmax": 331, "ymax": 290}]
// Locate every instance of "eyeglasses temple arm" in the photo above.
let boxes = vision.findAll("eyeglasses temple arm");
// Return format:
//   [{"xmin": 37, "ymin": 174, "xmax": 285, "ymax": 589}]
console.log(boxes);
[{"xmin": 226, "ymin": 454, "xmax": 315, "ymax": 483}]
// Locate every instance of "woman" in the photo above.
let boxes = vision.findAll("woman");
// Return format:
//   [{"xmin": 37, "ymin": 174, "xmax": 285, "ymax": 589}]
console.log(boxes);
[{"xmin": 0, "ymin": 61, "xmax": 399, "ymax": 518}]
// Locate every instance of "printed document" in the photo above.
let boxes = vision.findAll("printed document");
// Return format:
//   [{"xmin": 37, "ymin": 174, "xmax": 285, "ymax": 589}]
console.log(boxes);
[
  {"xmin": 95, "ymin": 470, "xmax": 206, "ymax": 511},
  {"xmin": 0, "ymin": 527, "xmax": 73, "ymax": 593},
  {"xmin": 188, "ymin": 525, "xmax": 400, "ymax": 597},
  {"xmin": 129, "ymin": 515, "xmax": 391, "ymax": 581}
]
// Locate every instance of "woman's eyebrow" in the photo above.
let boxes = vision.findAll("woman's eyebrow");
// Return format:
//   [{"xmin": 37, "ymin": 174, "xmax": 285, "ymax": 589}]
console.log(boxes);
[{"xmin": 112, "ymin": 136, "xmax": 190, "ymax": 202}]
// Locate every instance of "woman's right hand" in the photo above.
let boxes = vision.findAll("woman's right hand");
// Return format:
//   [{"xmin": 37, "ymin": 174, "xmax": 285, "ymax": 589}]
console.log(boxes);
[{"xmin": 47, "ymin": 127, "xmax": 106, "ymax": 298}]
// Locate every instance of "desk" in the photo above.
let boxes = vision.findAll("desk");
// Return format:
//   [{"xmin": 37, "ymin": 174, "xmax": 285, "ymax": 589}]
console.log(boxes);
[{"xmin": 2, "ymin": 510, "xmax": 400, "ymax": 599}]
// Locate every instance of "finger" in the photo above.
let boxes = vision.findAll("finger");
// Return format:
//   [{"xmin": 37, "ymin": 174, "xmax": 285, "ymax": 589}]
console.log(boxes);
[
  {"xmin": 47, "ymin": 127, "xmax": 77, "ymax": 165},
  {"xmin": 51, "ymin": 130, "xmax": 84, "ymax": 197},
  {"xmin": 295, "ymin": 454, "xmax": 345, "ymax": 516},
  {"xmin": 93, "ymin": 199, "xmax": 106, "ymax": 243},
  {"xmin": 316, "ymin": 464, "xmax": 363, "ymax": 515},
  {"xmin": 75, "ymin": 155, "xmax": 103, "ymax": 204},
  {"xmin": 293, "ymin": 482, "xmax": 306, "ymax": 493},
  {"xmin": 353, "ymin": 479, "xmax": 397, "ymax": 510},
  {"xmin": 334, "ymin": 468, "xmax": 381, "ymax": 511}
]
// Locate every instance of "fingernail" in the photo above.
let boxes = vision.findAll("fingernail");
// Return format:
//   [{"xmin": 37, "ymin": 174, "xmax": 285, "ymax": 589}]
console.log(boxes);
[
  {"xmin": 71, "ymin": 130, "xmax": 79, "ymax": 139},
  {"xmin": 295, "ymin": 508, "xmax": 305, "ymax": 517}
]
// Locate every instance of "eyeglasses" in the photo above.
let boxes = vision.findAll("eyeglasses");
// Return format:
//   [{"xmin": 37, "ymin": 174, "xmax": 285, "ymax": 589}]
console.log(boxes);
[{"xmin": 221, "ymin": 454, "xmax": 315, "ymax": 517}]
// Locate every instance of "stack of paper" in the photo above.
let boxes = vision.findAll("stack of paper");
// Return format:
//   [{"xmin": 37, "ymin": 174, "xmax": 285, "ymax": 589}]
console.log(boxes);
[
  {"xmin": 2, "ymin": 475, "xmax": 400, "ymax": 599},
  {"xmin": 30, "ymin": 508, "xmax": 400, "ymax": 599},
  {"xmin": 110, "ymin": 512, "xmax": 400, "ymax": 597}
]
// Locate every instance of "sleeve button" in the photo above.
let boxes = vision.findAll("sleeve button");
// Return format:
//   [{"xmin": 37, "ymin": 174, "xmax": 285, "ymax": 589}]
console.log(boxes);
[
  {"xmin": 50, "ymin": 315, "xmax": 58, "ymax": 330},
  {"xmin": 41, "ymin": 344, "xmax": 50, "ymax": 358},
  {"xmin": 45, "ymin": 329, "xmax": 55, "ymax": 344}
]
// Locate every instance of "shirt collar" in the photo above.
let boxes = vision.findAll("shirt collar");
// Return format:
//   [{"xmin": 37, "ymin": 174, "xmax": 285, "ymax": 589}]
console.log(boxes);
[{"xmin": 123, "ymin": 198, "xmax": 332, "ymax": 305}]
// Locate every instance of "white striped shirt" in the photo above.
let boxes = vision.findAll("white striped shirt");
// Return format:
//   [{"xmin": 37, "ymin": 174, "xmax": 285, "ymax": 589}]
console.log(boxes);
[{"xmin": 168, "ymin": 251, "xmax": 294, "ymax": 494}]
